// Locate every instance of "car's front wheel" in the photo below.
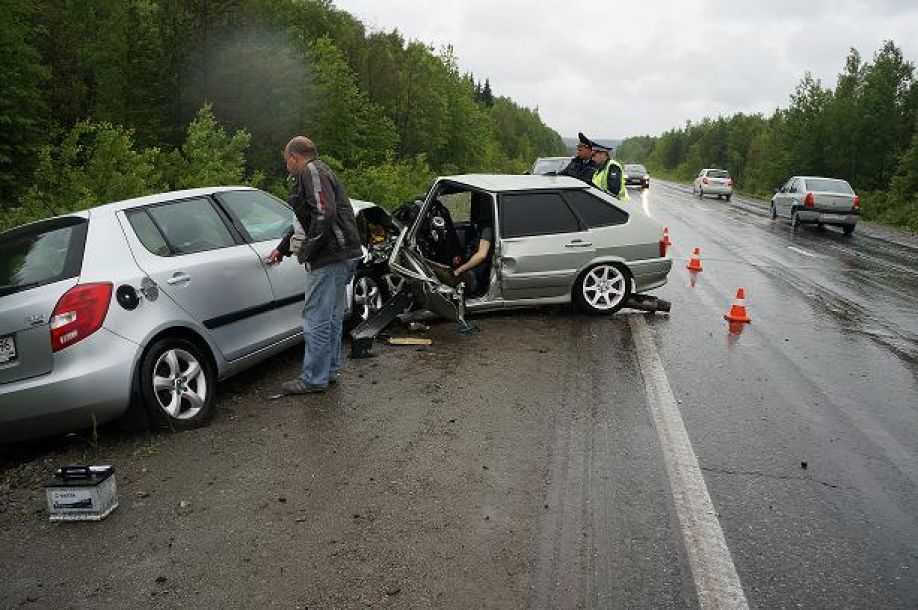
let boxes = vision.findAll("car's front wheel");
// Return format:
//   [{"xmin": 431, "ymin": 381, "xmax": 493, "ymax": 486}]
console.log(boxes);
[
  {"xmin": 351, "ymin": 273, "xmax": 384, "ymax": 323},
  {"xmin": 574, "ymin": 263, "xmax": 632, "ymax": 315},
  {"xmin": 770, "ymin": 203, "xmax": 777, "ymax": 219},
  {"xmin": 140, "ymin": 337, "xmax": 215, "ymax": 431}
]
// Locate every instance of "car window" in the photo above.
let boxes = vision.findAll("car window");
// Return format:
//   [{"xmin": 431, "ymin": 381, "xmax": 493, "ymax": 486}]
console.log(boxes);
[
  {"xmin": 437, "ymin": 191, "xmax": 472, "ymax": 223},
  {"xmin": 126, "ymin": 210, "xmax": 171, "ymax": 256},
  {"xmin": 533, "ymin": 159, "xmax": 567, "ymax": 175},
  {"xmin": 625, "ymin": 165, "xmax": 646, "ymax": 173},
  {"xmin": 147, "ymin": 198, "xmax": 236, "ymax": 255},
  {"xmin": 220, "ymin": 190, "xmax": 294, "ymax": 242},
  {"xmin": 788, "ymin": 179, "xmax": 798, "ymax": 194},
  {"xmin": 0, "ymin": 218, "xmax": 87, "ymax": 297},
  {"xmin": 804, "ymin": 178, "xmax": 854, "ymax": 194},
  {"xmin": 563, "ymin": 190, "xmax": 629, "ymax": 228},
  {"xmin": 499, "ymin": 192, "xmax": 580, "ymax": 238},
  {"xmin": 708, "ymin": 170, "xmax": 729, "ymax": 179}
]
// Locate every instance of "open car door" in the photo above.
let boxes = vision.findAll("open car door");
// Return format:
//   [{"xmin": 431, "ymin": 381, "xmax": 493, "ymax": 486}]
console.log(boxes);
[{"xmin": 388, "ymin": 227, "xmax": 465, "ymax": 322}]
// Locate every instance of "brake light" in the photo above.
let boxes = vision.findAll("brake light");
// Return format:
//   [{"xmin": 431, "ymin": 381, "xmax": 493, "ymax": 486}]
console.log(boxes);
[
  {"xmin": 660, "ymin": 237, "xmax": 669, "ymax": 257},
  {"xmin": 727, "ymin": 178, "xmax": 734, "ymax": 187},
  {"xmin": 853, "ymin": 195, "xmax": 860, "ymax": 210},
  {"xmin": 804, "ymin": 192, "xmax": 815, "ymax": 207},
  {"xmin": 702, "ymin": 177, "xmax": 709, "ymax": 185},
  {"xmin": 50, "ymin": 283, "xmax": 113, "ymax": 352}
]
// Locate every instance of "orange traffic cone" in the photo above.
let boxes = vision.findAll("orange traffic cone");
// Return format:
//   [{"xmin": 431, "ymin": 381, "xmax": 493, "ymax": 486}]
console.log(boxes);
[
  {"xmin": 686, "ymin": 247, "xmax": 703, "ymax": 272},
  {"xmin": 724, "ymin": 288, "xmax": 752, "ymax": 324},
  {"xmin": 662, "ymin": 227, "xmax": 673, "ymax": 249}
]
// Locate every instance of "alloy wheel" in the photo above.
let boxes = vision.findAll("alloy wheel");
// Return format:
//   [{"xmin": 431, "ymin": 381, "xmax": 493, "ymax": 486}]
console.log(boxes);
[
  {"xmin": 152, "ymin": 348, "xmax": 207, "ymax": 420},
  {"xmin": 353, "ymin": 276, "xmax": 383, "ymax": 320},
  {"xmin": 581, "ymin": 265, "xmax": 627, "ymax": 311}
]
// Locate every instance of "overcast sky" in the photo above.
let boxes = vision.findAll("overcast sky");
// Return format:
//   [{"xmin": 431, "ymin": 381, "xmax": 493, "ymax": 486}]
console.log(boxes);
[{"xmin": 334, "ymin": 0, "xmax": 918, "ymax": 140}]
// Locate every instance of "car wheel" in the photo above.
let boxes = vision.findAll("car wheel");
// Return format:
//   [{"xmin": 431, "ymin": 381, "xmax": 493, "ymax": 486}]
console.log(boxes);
[
  {"xmin": 725, "ymin": 194, "xmax": 732, "ymax": 202},
  {"xmin": 692, "ymin": 186, "xmax": 697, "ymax": 196},
  {"xmin": 351, "ymin": 273, "xmax": 384, "ymax": 323},
  {"xmin": 843, "ymin": 224, "xmax": 855, "ymax": 236},
  {"xmin": 574, "ymin": 263, "xmax": 632, "ymax": 315},
  {"xmin": 791, "ymin": 209, "xmax": 801, "ymax": 228},
  {"xmin": 770, "ymin": 204, "xmax": 777, "ymax": 220},
  {"xmin": 699, "ymin": 188, "xmax": 704, "ymax": 199},
  {"xmin": 140, "ymin": 337, "xmax": 215, "ymax": 431},
  {"xmin": 381, "ymin": 272, "xmax": 406, "ymax": 298}
]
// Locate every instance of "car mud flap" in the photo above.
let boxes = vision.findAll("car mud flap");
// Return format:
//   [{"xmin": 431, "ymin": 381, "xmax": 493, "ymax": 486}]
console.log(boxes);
[
  {"xmin": 624, "ymin": 294, "xmax": 672, "ymax": 314},
  {"xmin": 349, "ymin": 290, "xmax": 415, "ymax": 358}
]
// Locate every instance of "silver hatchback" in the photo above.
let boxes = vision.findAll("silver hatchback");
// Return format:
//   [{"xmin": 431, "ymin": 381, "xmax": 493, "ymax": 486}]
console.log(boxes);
[
  {"xmin": 770, "ymin": 176, "xmax": 860, "ymax": 234},
  {"xmin": 389, "ymin": 175, "xmax": 672, "ymax": 321},
  {"xmin": 0, "ymin": 187, "xmax": 399, "ymax": 442}
]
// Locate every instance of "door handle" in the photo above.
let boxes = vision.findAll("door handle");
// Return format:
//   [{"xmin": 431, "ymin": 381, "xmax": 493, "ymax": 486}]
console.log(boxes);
[
  {"xmin": 565, "ymin": 241, "xmax": 593, "ymax": 248},
  {"xmin": 166, "ymin": 272, "xmax": 191, "ymax": 286}
]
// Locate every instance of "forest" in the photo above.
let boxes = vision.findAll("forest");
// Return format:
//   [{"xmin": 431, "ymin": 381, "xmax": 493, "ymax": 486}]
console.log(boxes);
[
  {"xmin": 616, "ymin": 42, "xmax": 918, "ymax": 231},
  {"xmin": 0, "ymin": 0, "xmax": 565, "ymax": 230}
]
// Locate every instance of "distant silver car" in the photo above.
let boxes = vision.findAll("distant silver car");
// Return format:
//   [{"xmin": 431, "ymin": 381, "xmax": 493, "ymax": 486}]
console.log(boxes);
[
  {"xmin": 624, "ymin": 164, "xmax": 650, "ymax": 188},
  {"xmin": 770, "ymin": 176, "xmax": 860, "ymax": 235},
  {"xmin": 693, "ymin": 168, "xmax": 734, "ymax": 200},
  {"xmin": 530, "ymin": 157, "xmax": 571, "ymax": 176},
  {"xmin": 0, "ymin": 187, "xmax": 400, "ymax": 442},
  {"xmin": 389, "ymin": 175, "xmax": 672, "ymax": 322}
]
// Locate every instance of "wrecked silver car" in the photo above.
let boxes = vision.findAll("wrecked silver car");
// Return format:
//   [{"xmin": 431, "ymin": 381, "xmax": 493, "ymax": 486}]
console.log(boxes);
[{"xmin": 388, "ymin": 174, "xmax": 673, "ymax": 322}]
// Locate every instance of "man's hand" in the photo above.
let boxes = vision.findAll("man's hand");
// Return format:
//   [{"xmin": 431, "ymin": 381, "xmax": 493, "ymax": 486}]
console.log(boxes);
[{"xmin": 265, "ymin": 249, "xmax": 283, "ymax": 265}]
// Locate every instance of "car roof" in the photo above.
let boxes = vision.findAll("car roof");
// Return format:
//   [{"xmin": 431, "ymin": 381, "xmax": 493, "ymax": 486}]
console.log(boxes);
[
  {"xmin": 795, "ymin": 176, "xmax": 851, "ymax": 182},
  {"xmin": 88, "ymin": 186, "xmax": 258, "ymax": 216},
  {"xmin": 440, "ymin": 174, "xmax": 587, "ymax": 192},
  {"xmin": 534, "ymin": 157, "xmax": 570, "ymax": 162}
]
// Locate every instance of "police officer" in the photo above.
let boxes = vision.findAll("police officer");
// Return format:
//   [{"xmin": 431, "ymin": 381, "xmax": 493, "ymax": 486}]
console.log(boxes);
[
  {"xmin": 560, "ymin": 132, "xmax": 596, "ymax": 183},
  {"xmin": 590, "ymin": 142, "xmax": 629, "ymax": 201}
]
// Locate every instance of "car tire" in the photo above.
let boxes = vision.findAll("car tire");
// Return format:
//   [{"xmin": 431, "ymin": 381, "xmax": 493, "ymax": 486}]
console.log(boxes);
[
  {"xmin": 699, "ymin": 188, "xmax": 704, "ymax": 199},
  {"xmin": 770, "ymin": 204, "xmax": 777, "ymax": 220},
  {"xmin": 139, "ymin": 337, "xmax": 215, "ymax": 431},
  {"xmin": 843, "ymin": 224, "xmax": 855, "ymax": 236},
  {"xmin": 725, "ymin": 194, "xmax": 732, "ymax": 202},
  {"xmin": 791, "ymin": 209, "xmax": 801, "ymax": 228},
  {"xmin": 351, "ymin": 272, "xmax": 384, "ymax": 324},
  {"xmin": 574, "ymin": 263, "xmax": 632, "ymax": 315}
]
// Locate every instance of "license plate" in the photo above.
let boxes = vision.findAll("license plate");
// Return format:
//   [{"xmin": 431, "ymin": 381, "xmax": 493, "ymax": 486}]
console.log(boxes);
[
  {"xmin": 0, "ymin": 335, "xmax": 16, "ymax": 364},
  {"xmin": 822, "ymin": 214, "xmax": 846, "ymax": 221}
]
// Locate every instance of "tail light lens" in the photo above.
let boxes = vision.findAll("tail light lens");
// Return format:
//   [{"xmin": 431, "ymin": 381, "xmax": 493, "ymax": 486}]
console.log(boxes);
[
  {"xmin": 50, "ymin": 283, "xmax": 113, "ymax": 353},
  {"xmin": 702, "ymin": 177, "xmax": 709, "ymax": 185},
  {"xmin": 853, "ymin": 195, "xmax": 860, "ymax": 210},
  {"xmin": 804, "ymin": 192, "xmax": 815, "ymax": 207},
  {"xmin": 660, "ymin": 236, "xmax": 669, "ymax": 257}
]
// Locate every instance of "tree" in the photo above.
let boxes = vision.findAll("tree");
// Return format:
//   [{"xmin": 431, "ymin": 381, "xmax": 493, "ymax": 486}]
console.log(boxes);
[{"xmin": 172, "ymin": 103, "xmax": 253, "ymax": 189}]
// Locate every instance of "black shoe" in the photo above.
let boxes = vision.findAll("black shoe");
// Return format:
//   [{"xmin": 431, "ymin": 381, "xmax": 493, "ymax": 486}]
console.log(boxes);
[{"xmin": 280, "ymin": 379, "xmax": 326, "ymax": 395}]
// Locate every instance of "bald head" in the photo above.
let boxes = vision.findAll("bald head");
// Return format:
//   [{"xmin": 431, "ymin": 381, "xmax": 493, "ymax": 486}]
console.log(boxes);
[{"xmin": 284, "ymin": 136, "xmax": 316, "ymax": 173}]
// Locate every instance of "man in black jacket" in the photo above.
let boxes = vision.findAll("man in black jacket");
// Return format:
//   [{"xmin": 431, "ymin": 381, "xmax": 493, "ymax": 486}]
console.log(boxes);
[
  {"xmin": 560, "ymin": 132, "xmax": 596, "ymax": 183},
  {"xmin": 267, "ymin": 136, "xmax": 363, "ymax": 394}
]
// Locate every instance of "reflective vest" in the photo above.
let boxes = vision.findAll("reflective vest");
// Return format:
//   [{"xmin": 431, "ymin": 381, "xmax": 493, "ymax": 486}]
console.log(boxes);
[{"xmin": 592, "ymin": 159, "xmax": 629, "ymax": 201}]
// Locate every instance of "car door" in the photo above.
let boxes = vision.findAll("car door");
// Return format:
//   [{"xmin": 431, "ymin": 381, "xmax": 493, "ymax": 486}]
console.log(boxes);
[
  {"xmin": 215, "ymin": 189, "xmax": 306, "ymax": 340},
  {"xmin": 121, "ymin": 196, "xmax": 277, "ymax": 362},
  {"xmin": 776, "ymin": 178, "xmax": 795, "ymax": 217},
  {"xmin": 497, "ymin": 190, "xmax": 595, "ymax": 301}
]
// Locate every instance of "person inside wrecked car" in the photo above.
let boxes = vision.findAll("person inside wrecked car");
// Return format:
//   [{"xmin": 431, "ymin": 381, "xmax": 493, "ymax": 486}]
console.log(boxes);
[
  {"xmin": 266, "ymin": 136, "xmax": 363, "ymax": 394},
  {"xmin": 452, "ymin": 194, "xmax": 493, "ymax": 296},
  {"xmin": 559, "ymin": 132, "xmax": 596, "ymax": 183}
]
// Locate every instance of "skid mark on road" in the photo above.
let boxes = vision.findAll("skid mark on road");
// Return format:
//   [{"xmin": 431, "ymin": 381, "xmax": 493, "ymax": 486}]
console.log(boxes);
[{"xmin": 630, "ymin": 315, "xmax": 749, "ymax": 610}]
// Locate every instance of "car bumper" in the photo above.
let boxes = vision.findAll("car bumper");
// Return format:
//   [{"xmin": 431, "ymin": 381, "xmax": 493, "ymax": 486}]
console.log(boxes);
[
  {"xmin": 630, "ymin": 257, "xmax": 673, "ymax": 293},
  {"xmin": 0, "ymin": 328, "xmax": 138, "ymax": 443},
  {"xmin": 795, "ymin": 209, "xmax": 859, "ymax": 226},
  {"xmin": 625, "ymin": 178, "xmax": 649, "ymax": 187},
  {"xmin": 701, "ymin": 185, "xmax": 732, "ymax": 195}
]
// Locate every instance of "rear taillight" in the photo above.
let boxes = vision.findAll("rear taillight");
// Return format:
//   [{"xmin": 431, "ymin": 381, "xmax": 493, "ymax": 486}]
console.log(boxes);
[
  {"xmin": 804, "ymin": 192, "xmax": 815, "ymax": 207},
  {"xmin": 50, "ymin": 283, "xmax": 113, "ymax": 353},
  {"xmin": 853, "ymin": 195, "xmax": 860, "ymax": 210},
  {"xmin": 702, "ymin": 177, "xmax": 709, "ymax": 185},
  {"xmin": 660, "ymin": 238, "xmax": 669, "ymax": 257},
  {"xmin": 727, "ymin": 178, "xmax": 734, "ymax": 187}
]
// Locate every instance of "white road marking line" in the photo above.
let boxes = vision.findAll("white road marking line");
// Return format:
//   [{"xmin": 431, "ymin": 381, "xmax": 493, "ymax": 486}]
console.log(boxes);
[
  {"xmin": 629, "ymin": 315, "xmax": 749, "ymax": 610},
  {"xmin": 787, "ymin": 246, "xmax": 816, "ymax": 257}
]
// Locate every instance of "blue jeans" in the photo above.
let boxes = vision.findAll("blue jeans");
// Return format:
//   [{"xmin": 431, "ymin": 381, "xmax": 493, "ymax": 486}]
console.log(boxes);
[{"xmin": 301, "ymin": 259, "xmax": 358, "ymax": 387}]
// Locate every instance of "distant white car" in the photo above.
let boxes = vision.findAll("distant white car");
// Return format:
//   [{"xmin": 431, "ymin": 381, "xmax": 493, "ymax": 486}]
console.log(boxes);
[{"xmin": 693, "ymin": 169, "xmax": 734, "ymax": 201}]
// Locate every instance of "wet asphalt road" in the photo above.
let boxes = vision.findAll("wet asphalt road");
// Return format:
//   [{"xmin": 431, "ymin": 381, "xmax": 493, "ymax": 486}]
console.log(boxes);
[{"xmin": 1, "ymin": 181, "xmax": 917, "ymax": 608}]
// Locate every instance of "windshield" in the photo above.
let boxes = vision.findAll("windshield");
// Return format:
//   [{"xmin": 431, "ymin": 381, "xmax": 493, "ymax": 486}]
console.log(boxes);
[
  {"xmin": 804, "ymin": 178, "xmax": 854, "ymax": 194},
  {"xmin": 532, "ymin": 158, "xmax": 568, "ymax": 175},
  {"xmin": 625, "ymin": 165, "xmax": 647, "ymax": 173},
  {"xmin": 0, "ymin": 217, "xmax": 87, "ymax": 297},
  {"xmin": 708, "ymin": 170, "xmax": 729, "ymax": 179}
]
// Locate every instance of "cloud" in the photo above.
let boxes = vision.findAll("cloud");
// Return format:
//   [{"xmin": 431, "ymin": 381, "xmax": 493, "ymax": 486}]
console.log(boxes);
[{"xmin": 334, "ymin": 0, "xmax": 918, "ymax": 138}]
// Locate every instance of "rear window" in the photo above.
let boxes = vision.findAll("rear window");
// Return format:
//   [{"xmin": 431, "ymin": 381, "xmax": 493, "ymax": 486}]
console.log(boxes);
[
  {"xmin": 804, "ymin": 178, "xmax": 853, "ymax": 194},
  {"xmin": 563, "ymin": 190, "xmax": 629, "ymax": 228},
  {"xmin": 707, "ymin": 170, "xmax": 729, "ymax": 179},
  {"xmin": 0, "ymin": 218, "xmax": 88, "ymax": 297},
  {"xmin": 500, "ymin": 192, "xmax": 580, "ymax": 238}
]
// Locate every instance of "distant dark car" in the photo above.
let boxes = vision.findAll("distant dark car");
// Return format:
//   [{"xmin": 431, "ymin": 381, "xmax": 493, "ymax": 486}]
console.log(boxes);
[
  {"xmin": 530, "ymin": 157, "xmax": 571, "ymax": 176},
  {"xmin": 624, "ymin": 164, "xmax": 650, "ymax": 188}
]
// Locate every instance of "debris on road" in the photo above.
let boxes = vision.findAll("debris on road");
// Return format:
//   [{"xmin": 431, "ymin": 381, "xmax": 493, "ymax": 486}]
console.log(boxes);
[
  {"xmin": 45, "ymin": 465, "xmax": 118, "ymax": 522},
  {"xmin": 388, "ymin": 337, "xmax": 433, "ymax": 346}
]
